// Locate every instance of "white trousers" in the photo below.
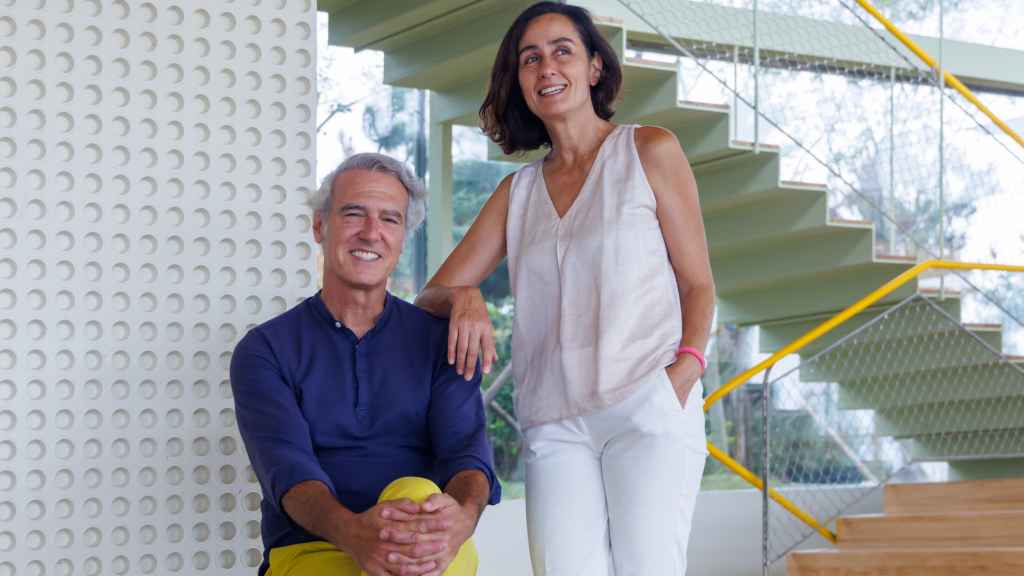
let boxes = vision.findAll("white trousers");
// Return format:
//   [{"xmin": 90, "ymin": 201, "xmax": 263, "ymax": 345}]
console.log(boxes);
[{"xmin": 524, "ymin": 369, "xmax": 708, "ymax": 576}]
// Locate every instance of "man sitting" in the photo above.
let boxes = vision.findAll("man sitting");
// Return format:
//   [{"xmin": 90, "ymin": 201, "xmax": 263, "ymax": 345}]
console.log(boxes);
[{"xmin": 231, "ymin": 153, "xmax": 501, "ymax": 576}]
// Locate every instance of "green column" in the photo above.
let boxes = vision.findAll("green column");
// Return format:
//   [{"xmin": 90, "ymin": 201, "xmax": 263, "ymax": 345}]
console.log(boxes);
[{"xmin": 427, "ymin": 109, "xmax": 453, "ymax": 276}]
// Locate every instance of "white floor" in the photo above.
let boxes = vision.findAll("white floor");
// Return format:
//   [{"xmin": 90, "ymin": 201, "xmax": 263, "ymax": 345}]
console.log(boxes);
[{"xmin": 474, "ymin": 487, "xmax": 884, "ymax": 576}]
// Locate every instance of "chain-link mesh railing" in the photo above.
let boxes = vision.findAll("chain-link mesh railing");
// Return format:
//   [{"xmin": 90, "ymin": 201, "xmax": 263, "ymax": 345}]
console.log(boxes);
[
  {"xmin": 621, "ymin": 0, "xmax": 1023, "ymax": 256},
  {"xmin": 617, "ymin": 0, "xmax": 1024, "ymax": 356},
  {"xmin": 745, "ymin": 293, "xmax": 1024, "ymax": 562}
]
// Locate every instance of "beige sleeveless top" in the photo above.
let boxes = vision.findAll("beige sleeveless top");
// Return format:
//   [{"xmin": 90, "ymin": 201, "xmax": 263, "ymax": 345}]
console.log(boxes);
[{"xmin": 506, "ymin": 124, "xmax": 683, "ymax": 429}]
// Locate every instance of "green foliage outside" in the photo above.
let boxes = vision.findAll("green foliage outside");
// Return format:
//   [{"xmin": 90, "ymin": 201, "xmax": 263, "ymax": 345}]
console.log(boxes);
[
  {"xmin": 453, "ymin": 158, "xmax": 524, "ymax": 486},
  {"xmin": 483, "ymin": 298, "xmax": 520, "ymax": 482}
]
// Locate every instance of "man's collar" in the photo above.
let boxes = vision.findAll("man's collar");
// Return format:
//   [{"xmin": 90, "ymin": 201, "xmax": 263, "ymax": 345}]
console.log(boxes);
[{"xmin": 310, "ymin": 290, "xmax": 395, "ymax": 341}]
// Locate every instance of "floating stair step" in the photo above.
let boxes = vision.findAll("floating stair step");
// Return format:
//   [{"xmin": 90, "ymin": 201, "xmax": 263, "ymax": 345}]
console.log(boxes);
[
  {"xmin": 876, "ymin": 395, "xmax": 1024, "ymax": 437},
  {"xmin": 949, "ymin": 458, "xmax": 1024, "ymax": 481},
  {"xmin": 759, "ymin": 296, "xmax": 963, "ymax": 355},
  {"xmin": 693, "ymin": 151, "xmax": 784, "ymax": 212},
  {"xmin": 800, "ymin": 330, "xmax": 1005, "ymax": 383},
  {"xmin": 704, "ymin": 191, "xmax": 829, "ymax": 256},
  {"xmin": 718, "ymin": 260, "xmax": 917, "ymax": 325},
  {"xmin": 836, "ymin": 510, "xmax": 1024, "ymax": 548},
  {"xmin": 380, "ymin": 0, "xmax": 533, "ymax": 90},
  {"xmin": 325, "ymin": 0, "xmax": 502, "ymax": 53},
  {"xmin": 910, "ymin": 427, "xmax": 1024, "ymax": 463},
  {"xmin": 788, "ymin": 547, "xmax": 1024, "ymax": 576},
  {"xmin": 837, "ymin": 354, "xmax": 1024, "ymax": 410},
  {"xmin": 884, "ymin": 478, "xmax": 1024, "ymax": 514},
  {"xmin": 713, "ymin": 223, "xmax": 875, "ymax": 294},
  {"xmin": 618, "ymin": 61, "xmax": 680, "ymax": 119}
]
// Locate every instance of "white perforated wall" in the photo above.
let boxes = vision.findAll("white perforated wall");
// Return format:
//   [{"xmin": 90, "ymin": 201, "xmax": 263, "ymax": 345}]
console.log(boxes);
[{"xmin": 0, "ymin": 1, "xmax": 317, "ymax": 574}]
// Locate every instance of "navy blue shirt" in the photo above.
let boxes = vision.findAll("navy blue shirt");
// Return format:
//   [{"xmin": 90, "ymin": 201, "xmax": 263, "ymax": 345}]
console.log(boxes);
[{"xmin": 230, "ymin": 292, "xmax": 501, "ymax": 574}]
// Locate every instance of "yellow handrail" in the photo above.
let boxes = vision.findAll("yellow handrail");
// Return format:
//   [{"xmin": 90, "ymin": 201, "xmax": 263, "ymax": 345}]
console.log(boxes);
[
  {"xmin": 854, "ymin": 0, "xmax": 1024, "ymax": 154},
  {"xmin": 708, "ymin": 442, "xmax": 838, "ymax": 543},
  {"xmin": 702, "ymin": 260, "xmax": 1024, "ymax": 544}
]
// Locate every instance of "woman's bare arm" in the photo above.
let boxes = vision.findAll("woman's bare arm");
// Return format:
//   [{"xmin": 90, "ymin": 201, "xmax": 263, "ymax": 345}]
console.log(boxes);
[
  {"xmin": 414, "ymin": 174, "xmax": 513, "ymax": 379},
  {"xmin": 636, "ymin": 126, "xmax": 716, "ymax": 405}
]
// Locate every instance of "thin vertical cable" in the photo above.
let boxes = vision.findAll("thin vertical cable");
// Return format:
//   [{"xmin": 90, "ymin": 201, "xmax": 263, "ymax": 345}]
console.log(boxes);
[
  {"xmin": 889, "ymin": 66, "xmax": 896, "ymax": 255},
  {"xmin": 733, "ymin": 45, "xmax": 740, "ymax": 143},
  {"xmin": 938, "ymin": 0, "xmax": 946, "ymax": 298},
  {"xmin": 752, "ymin": 0, "xmax": 760, "ymax": 154},
  {"xmin": 761, "ymin": 366, "xmax": 773, "ymax": 576}
]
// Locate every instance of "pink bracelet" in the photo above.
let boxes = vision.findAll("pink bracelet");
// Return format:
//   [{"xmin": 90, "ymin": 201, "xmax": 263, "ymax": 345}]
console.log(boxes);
[{"xmin": 676, "ymin": 345, "xmax": 706, "ymax": 374}]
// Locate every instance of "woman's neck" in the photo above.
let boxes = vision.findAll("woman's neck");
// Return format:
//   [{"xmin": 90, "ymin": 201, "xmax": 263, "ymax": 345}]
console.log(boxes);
[{"xmin": 544, "ymin": 111, "xmax": 615, "ymax": 167}]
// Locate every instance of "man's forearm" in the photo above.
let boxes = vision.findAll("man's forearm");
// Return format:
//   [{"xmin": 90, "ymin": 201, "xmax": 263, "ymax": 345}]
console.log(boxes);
[
  {"xmin": 281, "ymin": 480, "xmax": 353, "ymax": 547},
  {"xmin": 443, "ymin": 470, "xmax": 491, "ymax": 526}
]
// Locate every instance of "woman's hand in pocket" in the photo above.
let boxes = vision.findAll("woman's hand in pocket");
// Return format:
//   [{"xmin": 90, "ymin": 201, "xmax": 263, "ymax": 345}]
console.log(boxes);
[{"xmin": 665, "ymin": 356, "xmax": 702, "ymax": 409}]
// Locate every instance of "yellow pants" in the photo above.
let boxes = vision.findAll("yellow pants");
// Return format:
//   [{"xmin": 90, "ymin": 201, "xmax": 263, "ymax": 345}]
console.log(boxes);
[{"xmin": 266, "ymin": 477, "xmax": 478, "ymax": 576}]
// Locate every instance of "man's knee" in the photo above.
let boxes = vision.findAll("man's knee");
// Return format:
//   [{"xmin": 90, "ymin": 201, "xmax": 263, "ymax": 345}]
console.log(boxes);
[{"xmin": 378, "ymin": 476, "xmax": 441, "ymax": 503}]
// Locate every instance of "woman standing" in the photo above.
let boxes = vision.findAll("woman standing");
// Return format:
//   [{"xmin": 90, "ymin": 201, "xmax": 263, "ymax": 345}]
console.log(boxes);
[{"xmin": 415, "ymin": 2, "xmax": 714, "ymax": 573}]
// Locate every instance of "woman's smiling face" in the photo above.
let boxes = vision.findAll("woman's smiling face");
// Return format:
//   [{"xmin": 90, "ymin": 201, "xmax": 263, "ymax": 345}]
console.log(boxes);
[{"xmin": 517, "ymin": 13, "xmax": 603, "ymax": 122}]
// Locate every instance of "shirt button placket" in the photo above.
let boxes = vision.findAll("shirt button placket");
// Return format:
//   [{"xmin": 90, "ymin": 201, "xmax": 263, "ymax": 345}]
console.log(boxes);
[{"xmin": 354, "ymin": 342, "xmax": 370, "ymax": 421}]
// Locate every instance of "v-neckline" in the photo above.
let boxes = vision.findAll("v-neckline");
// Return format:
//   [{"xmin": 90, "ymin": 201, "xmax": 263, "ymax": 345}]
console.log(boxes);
[{"xmin": 539, "ymin": 124, "xmax": 621, "ymax": 221}]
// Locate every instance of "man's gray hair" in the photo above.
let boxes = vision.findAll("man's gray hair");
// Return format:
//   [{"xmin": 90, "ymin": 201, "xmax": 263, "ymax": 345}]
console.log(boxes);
[{"xmin": 309, "ymin": 153, "xmax": 427, "ymax": 232}]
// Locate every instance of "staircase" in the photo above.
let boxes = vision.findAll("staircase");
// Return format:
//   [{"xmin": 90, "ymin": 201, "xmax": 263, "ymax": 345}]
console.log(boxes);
[
  {"xmin": 789, "ymin": 478, "xmax": 1024, "ymax": 575},
  {"xmin": 319, "ymin": 0, "xmax": 1024, "ymax": 493}
]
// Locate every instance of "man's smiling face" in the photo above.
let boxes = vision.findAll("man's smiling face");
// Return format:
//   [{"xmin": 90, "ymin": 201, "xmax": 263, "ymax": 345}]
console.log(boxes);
[{"xmin": 313, "ymin": 169, "xmax": 408, "ymax": 292}]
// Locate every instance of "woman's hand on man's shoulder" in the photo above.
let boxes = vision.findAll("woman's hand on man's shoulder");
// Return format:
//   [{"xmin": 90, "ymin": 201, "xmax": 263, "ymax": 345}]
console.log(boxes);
[{"xmin": 448, "ymin": 287, "xmax": 497, "ymax": 382}]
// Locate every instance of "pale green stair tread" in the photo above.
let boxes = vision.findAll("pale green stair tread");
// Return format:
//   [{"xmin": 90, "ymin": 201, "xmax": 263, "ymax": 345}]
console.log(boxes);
[
  {"xmin": 837, "ymin": 350, "xmax": 1021, "ymax": 410},
  {"xmin": 704, "ymin": 191, "xmax": 829, "ymax": 256},
  {"xmin": 801, "ymin": 326, "xmax": 1006, "ymax": 383},
  {"xmin": 714, "ymin": 224, "xmax": 876, "ymax": 296},
  {"xmin": 910, "ymin": 425, "xmax": 1024, "ymax": 462},
  {"xmin": 693, "ymin": 151, "xmax": 789, "ymax": 212},
  {"xmin": 365, "ymin": 0, "xmax": 536, "ymax": 91},
  {"xmin": 875, "ymin": 394, "xmax": 1024, "ymax": 437},
  {"xmin": 324, "ymin": 0, "xmax": 494, "ymax": 51},
  {"xmin": 949, "ymin": 459, "xmax": 1024, "ymax": 481},
  {"xmin": 718, "ymin": 260, "xmax": 918, "ymax": 325},
  {"xmin": 759, "ymin": 296, "xmax": 964, "ymax": 355},
  {"xmin": 617, "ymin": 60, "xmax": 679, "ymax": 118}
]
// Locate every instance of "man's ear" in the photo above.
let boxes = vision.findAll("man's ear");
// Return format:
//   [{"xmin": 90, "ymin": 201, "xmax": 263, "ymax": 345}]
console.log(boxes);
[
  {"xmin": 590, "ymin": 53, "xmax": 604, "ymax": 86},
  {"xmin": 312, "ymin": 211, "xmax": 324, "ymax": 244}
]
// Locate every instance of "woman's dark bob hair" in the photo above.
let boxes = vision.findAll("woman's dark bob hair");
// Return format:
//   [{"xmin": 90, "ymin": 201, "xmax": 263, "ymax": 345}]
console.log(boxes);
[{"xmin": 480, "ymin": 1, "xmax": 623, "ymax": 155}]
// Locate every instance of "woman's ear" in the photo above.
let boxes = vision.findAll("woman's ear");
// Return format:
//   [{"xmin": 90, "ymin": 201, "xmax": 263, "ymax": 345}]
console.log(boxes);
[{"xmin": 590, "ymin": 53, "xmax": 604, "ymax": 86}]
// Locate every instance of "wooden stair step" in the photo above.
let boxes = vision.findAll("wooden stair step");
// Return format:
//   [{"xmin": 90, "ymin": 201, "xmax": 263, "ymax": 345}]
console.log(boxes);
[
  {"xmin": 788, "ymin": 547, "xmax": 1024, "ymax": 576},
  {"xmin": 837, "ymin": 510, "xmax": 1024, "ymax": 548},
  {"xmin": 885, "ymin": 478, "xmax": 1024, "ymax": 514}
]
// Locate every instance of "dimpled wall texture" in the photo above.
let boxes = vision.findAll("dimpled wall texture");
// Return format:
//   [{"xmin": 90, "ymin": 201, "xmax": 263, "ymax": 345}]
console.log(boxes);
[{"xmin": 0, "ymin": 0, "xmax": 318, "ymax": 574}]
